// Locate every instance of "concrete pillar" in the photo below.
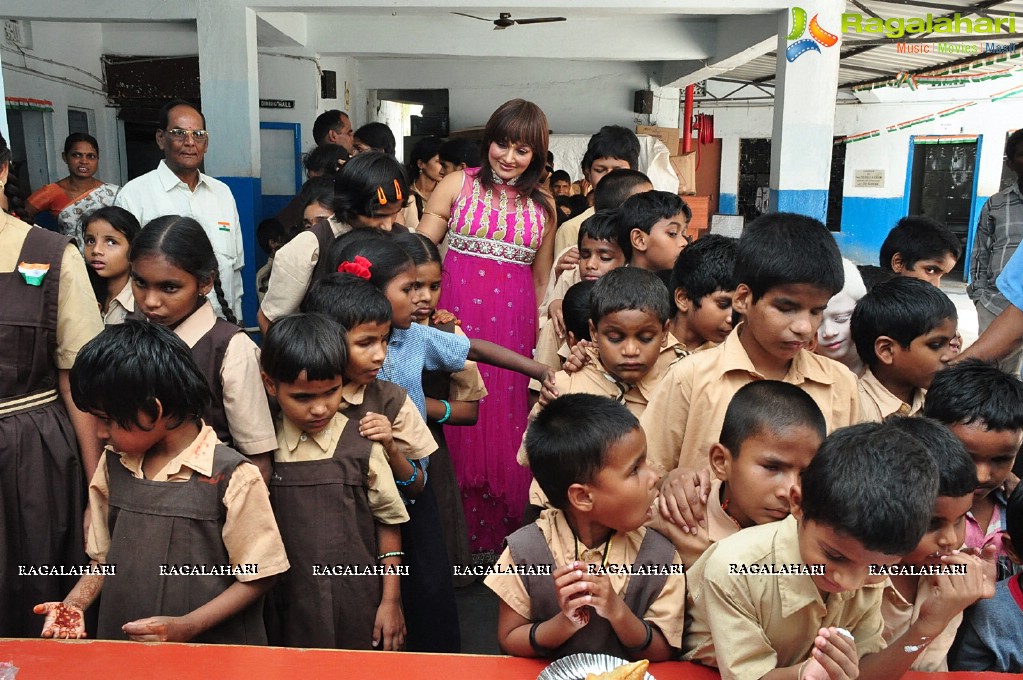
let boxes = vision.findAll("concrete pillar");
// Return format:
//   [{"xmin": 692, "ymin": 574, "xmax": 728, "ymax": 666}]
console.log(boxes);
[
  {"xmin": 651, "ymin": 86, "xmax": 680, "ymax": 129},
  {"xmin": 197, "ymin": 0, "xmax": 261, "ymax": 325},
  {"xmin": 0, "ymin": 48, "xmax": 8, "ymax": 143},
  {"xmin": 719, "ymin": 135, "xmax": 741, "ymax": 215},
  {"xmin": 768, "ymin": 2, "xmax": 841, "ymax": 221}
]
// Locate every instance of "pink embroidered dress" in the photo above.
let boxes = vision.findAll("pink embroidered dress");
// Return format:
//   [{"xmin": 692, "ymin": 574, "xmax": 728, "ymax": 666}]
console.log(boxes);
[{"xmin": 441, "ymin": 166, "xmax": 546, "ymax": 557}]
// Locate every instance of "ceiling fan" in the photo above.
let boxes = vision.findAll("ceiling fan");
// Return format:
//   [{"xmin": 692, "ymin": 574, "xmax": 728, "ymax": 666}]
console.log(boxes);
[{"xmin": 452, "ymin": 11, "xmax": 567, "ymax": 30}]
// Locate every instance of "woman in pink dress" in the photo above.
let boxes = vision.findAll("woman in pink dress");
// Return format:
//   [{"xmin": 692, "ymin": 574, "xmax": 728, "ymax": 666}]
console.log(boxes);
[{"xmin": 418, "ymin": 100, "xmax": 555, "ymax": 560}]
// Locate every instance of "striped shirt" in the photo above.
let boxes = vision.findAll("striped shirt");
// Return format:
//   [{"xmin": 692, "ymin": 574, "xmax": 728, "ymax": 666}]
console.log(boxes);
[{"xmin": 969, "ymin": 182, "xmax": 1023, "ymax": 315}]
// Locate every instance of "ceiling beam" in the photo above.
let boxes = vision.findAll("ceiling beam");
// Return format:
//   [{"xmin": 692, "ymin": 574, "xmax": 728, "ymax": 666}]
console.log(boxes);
[{"xmin": 659, "ymin": 13, "xmax": 777, "ymax": 87}]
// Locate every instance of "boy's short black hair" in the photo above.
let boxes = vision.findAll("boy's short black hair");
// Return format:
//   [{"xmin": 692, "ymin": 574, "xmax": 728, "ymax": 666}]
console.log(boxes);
[
  {"xmin": 857, "ymin": 264, "xmax": 896, "ymax": 292},
  {"xmin": 800, "ymin": 421, "xmax": 939, "ymax": 555},
  {"xmin": 593, "ymin": 169, "xmax": 652, "ymax": 211},
  {"xmin": 298, "ymin": 175, "xmax": 337, "ymax": 214},
  {"xmin": 879, "ymin": 216, "xmax": 962, "ymax": 271},
  {"xmin": 617, "ymin": 191, "xmax": 691, "ymax": 261},
  {"xmin": 549, "ymin": 169, "xmax": 571, "ymax": 185},
  {"xmin": 670, "ymin": 234, "xmax": 737, "ymax": 310},
  {"xmin": 261, "ymin": 313, "xmax": 347, "ymax": 384},
  {"xmin": 256, "ymin": 217, "xmax": 287, "ymax": 255},
  {"xmin": 882, "ymin": 415, "xmax": 977, "ymax": 498},
  {"xmin": 923, "ymin": 359, "xmax": 1023, "ymax": 431},
  {"xmin": 303, "ymin": 272, "xmax": 393, "ymax": 330},
  {"xmin": 438, "ymin": 137, "xmax": 481, "ymax": 168},
  {"xmin": 590, "ymin": 267, "xmax": 672, "ymax": 326},
  {"xmin": 1005, "ymin": 128, "xmax": 1023, "ymax": 160},
  {"xmin": 563, "ymin": 280, "xmax": 597, "ymax": 343},
  {"xmin": 304, "ymin": 143, "xmax": 349, "ymax": 178},
  {"xmin": 581, "ymin": 125, "xmax": 640, "ymax": 173},
  {"xmin": 70, "ymin": 321, "xmax": 210, "ymax": 430},
  {"xmin": 578, "ymin": 209, "xmax": 621, "ymax": 248},
  {"xmin": 735, "ymin": 212, "xmax": 844, "ymax": 302},
  {"xmin": 719, "ymin": 381, "xmax": 826, "ymax": 457},
  {"xmin": 526, "ymin": 394, "xmax": 640, "ymax": 509},
  {"xmin": 851, "ymin": 277, "xmax": 957, "ymax": 368}
]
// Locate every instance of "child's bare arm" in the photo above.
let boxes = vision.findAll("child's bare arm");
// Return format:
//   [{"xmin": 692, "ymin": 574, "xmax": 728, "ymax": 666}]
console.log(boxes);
[
  {"xmin": 657, "ymin": 466, "xmax": 711, "ymax": 534},
  {"xmin": 468, "ymin": 338, "xmax": 558, "ymax": 396},
  {"xmin": 121, "ymin": 575, "xmax": 277, "ymax": 642},
  {"xmin": 362, "ymin": 412, "xmax": 425, "ymax": 497},
  {"xmin": 495, "ymin": 562, "xmax": 588, "ymax": 656},
  {"xmin": 35, "ymin": 567, "xmax": 105, "ymax": 639},
  {"xmin": 373, "ymin": 523, "xmax": 406, "ymax": 650},
  {"xmin": 581, "ymin": 572, "xmax": 673, "ymax": 661},
  {"xmin": 425, "ymin": 396, "xmax": 478, "ymax": 426}
]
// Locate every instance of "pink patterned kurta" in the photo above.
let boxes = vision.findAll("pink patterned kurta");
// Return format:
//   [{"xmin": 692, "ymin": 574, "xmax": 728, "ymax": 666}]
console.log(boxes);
[{"xmin": 441, "ymin": 167, "xmax": 546, "ymax": 557}]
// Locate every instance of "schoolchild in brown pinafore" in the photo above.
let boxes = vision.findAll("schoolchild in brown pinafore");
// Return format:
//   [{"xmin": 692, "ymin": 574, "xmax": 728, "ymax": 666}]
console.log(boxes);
[
  {"xmin": 0, "ymin": 220, "xmax": 91, "ymax": 637},
  {"xmin": 506, "ymin": 523, "xmax": 675, "ymax": 658},
  {"xmin": 267, "ymin": 383, "xmax": 399, "ymax": 649},
  {"xmin": 189, "ymin": 316, "xmax": 244, "ymax": 445},
  {"xmin": 98, "ymin": 445, "xmax": 267, "ymax": 643}
]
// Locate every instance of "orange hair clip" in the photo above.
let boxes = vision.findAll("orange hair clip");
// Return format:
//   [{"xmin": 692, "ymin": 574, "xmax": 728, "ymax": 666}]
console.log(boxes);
[
  {"xmin": 376, "ymin": 187, "xmax": 387, "ymax": 205},
  {"xmin": 393, "ymin": 179, "xmax": 403, "ymax": 201}
]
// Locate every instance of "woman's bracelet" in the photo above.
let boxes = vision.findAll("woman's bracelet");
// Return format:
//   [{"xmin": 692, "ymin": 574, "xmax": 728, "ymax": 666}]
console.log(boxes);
[
  {"xmin": 376, "ymin": 551, "xmax": 404, "ymax": 561},
  {"xmin": 529, "ymin": 621, "xmax": 556, "ymax": 657},
  {"xmin": 422, "ymin": 210, "xmax": 448, "ymax": 221},
  {"xmin": 622, "ymin": 619, "xmax": 653, "ymax": 655},
  {"xmin": 436, "ymin": 399, "xmax": 452, "ymax": 424},
  {"xmin": 395, "ymin": 458, "xmax": 419, "ymax": 487}
]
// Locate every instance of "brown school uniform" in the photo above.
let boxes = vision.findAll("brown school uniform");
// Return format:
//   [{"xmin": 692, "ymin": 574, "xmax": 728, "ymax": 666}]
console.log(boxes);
[
  {"xmin": 642, "ymin": 324, "xmax": 860, "ymax": 478},
  {"xmin": 647, "ymin": 477, "xmax": 740, "ymax": 568},
  {"xmin": 0, "ymin": 214, "xmax": 102, "ymax": 636},
  {"xmin": 268, "ymin": 410, "xmax": 407, "ymax": 649},
  {"xmin": 682, "ymin": 515, "xmax": 886, "ymax": 680},
  {"xmin": 423, "ymin": 321, "xmax": 487, "ymax": 576},
  {"xmin": 175, "ymin": 300, "xmax": 277, "ymax": 456},
  {"xmin": 486, "ymin": 507, "xmax": 685, "ymax": 656},
  {"xmin": 102, "ymin": 279, "xmax": 134, "ymax": 325},
  {"xmin": 87, "ymin": 426, "xmax": 289, "ymax": 643},
  {"xmin": 261, "ymin": 216, "xmax": 352, "ymax": 321},
  {"xmin": 340, "ymin": 382, "xmax": 437, "ymax": 461},
  {"xmin": 880, "ymin": 577, "xmax": 962, "ymax": 672},
  {"xmin": 857, "ymin": 367, "xmax": 926, "ymax": 423}
]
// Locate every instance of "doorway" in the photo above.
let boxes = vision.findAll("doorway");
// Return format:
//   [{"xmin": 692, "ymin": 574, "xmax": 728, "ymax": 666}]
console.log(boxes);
[
  {"xmin": 367, "ymin": 89, "xmax": 449, "ymax": 163},
  {"xmin": 907, "ymin": 136, "xmax": 979, "ymax": 282},
  {"xmin": 737, "ymin": 138, "xmax": 771, "ymax": 223}
]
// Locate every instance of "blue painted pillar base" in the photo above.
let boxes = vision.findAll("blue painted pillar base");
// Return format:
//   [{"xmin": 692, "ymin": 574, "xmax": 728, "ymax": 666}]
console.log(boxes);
[
  {"xmin": 217, "ymin": 176, "xmax": 262, "ymax": 327},
  {"xmin": 719, "ymin": 193, "xmax": 738, "ymax": 215},
  {"xmin": 768, "ymin": 189, "xmax": 828, "ymax": 224}
]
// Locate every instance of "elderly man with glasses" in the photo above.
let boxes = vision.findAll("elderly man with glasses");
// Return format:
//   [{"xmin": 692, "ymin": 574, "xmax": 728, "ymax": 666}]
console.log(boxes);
[{"xmin": 114, "ymin": 98, "xmax": 245, "ymax": 321}]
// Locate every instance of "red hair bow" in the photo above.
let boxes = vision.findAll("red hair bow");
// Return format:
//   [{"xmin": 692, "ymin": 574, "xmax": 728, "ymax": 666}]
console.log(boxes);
[{"xmin": 338, "ymin": 255, "xmax": 373, "ymax": 280}]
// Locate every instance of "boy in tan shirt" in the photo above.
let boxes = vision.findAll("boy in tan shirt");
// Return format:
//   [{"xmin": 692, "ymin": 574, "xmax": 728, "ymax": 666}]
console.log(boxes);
[
  {"xmin": 683, "ymin": 420, "xmax": 940, "ymax": 680},
  {"xmin": 850, "ymin": 276, "xmax": 957, "ymax": 422}
]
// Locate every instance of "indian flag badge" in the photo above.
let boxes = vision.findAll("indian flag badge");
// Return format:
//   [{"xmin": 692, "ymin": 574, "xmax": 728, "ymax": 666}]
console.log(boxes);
[{"xmin": 18, "ymin": 262, "xmax": 50, "ymax": 286}]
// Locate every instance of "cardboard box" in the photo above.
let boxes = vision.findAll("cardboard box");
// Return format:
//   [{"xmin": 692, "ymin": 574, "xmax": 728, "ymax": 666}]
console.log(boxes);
[
  {"xmin": 637, "ymin": 125, "xmax": 681, "ymax": 155},
  {"xmin": 670, "ymin": 153, "xmax": 697, "ymax": 195}
]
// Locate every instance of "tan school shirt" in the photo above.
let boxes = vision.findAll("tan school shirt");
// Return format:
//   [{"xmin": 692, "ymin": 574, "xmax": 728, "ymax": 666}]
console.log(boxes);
[
  {"xmin": 484, "ymin": 507, "xmax": 686, "ymax": 650},
  {"xmin": 340, "ymin": 382, "xmax": 438, "ymax": 460},
  {"xmin": 274, "ymin": 411, "xmax": 409, "ymax": 524},
  {"xmin": 102, "ymin": 279, "xmax": 135, "ymax": 325},
  {"xmin": 646, "ymin": 477, "xmax": 742, "ymax": 568},
  {"xmin": 175, "ymin": 301, "xmax": 278, "ymax": 455},
  {"xmin": 0, "ymin": 213, "xmax": 103, "ymax": 369},
  {"xmin": 537, "ymin": 263, "xmax": 581, "ymax": 331},
  {"xmin": 522, "ymin": 340, "xmax": 683, "ymax": 506},
  {"xmin": 880, "ymin": 576, "xmax": 962, "ymax": 672},
  {"xmin": 86, "ymin": 425, "xmax": 290, "ymax": 581},
  {"xmin": 642, "ymin": 324, "xmax": 860, "ymax": 479},
  {"xmin": 857, "ymin": 367, "xmax": 926, "ymax": 423},
  {"xmin": 553, "ymin": 206, "xmax": 595, "ymax": 258},
  {"xmin": 682, "ymin": 515, "xmax": 886, "ymax": 680},
  {"xmin": 260, "ymin": 216, "xmax": 351, "ymax": 322}
]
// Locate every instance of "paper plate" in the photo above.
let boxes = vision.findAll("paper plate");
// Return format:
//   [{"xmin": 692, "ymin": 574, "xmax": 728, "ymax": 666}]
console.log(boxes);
[{"xmin": 537, "ymin": 653, "xmax": 655, "ymax": 680}]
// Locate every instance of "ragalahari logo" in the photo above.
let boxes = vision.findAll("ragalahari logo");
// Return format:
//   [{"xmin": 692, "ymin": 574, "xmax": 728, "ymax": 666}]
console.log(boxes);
[{"xmin": 787, "ymin": 7, "xmax": 839, "ymax": 62}]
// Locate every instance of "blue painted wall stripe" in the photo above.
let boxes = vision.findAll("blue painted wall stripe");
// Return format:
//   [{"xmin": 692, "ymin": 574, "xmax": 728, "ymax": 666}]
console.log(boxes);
[
  {"xmin": 768, "ymin": 189, "xmax": 828, "ymax": 223},
  {"xmin": 719, "ymin": 193, "xmax": 738, "ymax": 215},
  {"xmin": 217, "ymin": 176, "xmax": 262, "ymax": 327}
]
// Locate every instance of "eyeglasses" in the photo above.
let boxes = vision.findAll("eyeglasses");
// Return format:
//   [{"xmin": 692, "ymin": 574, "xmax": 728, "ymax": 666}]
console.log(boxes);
[
  {"xmin": 68, "ymin": 152, "xmax": 98, "ymax": 160},
  {"xmin": 164, "ymin": 128, "xmax": 209, "ymax": 142}
]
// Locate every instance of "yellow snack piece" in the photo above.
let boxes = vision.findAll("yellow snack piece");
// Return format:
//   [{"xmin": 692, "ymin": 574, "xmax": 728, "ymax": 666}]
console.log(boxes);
[{"xmin": 584, "ymin": 659, "xmax": 649, "ymax": 680}]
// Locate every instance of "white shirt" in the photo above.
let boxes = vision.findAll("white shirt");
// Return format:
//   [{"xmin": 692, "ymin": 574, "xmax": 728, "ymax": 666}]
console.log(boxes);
[{"xmin": 115, "ymin": 160, "xmax": 245, "ymax": 321}]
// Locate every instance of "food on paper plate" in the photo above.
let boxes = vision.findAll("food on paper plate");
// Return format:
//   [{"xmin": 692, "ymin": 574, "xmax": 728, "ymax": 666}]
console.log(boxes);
[{"xmin": 584, "ymin": 659, "xmax": 649, "ymax": 680}]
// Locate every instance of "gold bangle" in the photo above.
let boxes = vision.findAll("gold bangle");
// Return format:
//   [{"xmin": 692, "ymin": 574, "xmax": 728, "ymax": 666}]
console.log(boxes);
[{"xmin": 422, "ymin": 210, "xmax": 448, "ymax": 221}]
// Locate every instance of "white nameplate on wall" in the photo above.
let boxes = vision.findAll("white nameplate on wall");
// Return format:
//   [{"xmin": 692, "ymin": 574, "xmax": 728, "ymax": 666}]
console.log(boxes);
[{"xmin": 854, "ymin": 169, "xmax": 885, "ymax": 188}]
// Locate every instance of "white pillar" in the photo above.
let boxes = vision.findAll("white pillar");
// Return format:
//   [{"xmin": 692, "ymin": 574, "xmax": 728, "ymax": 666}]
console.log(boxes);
[
  {"xmin": 0, "ymin": 47, "xmax": 8, "ymax": 143},
  {"xmin": 719, "ymin": 136, "xmax": 741, "ymax": 215},
  {"xmin": 768, "ymin": 1, "xmax": 841, "ymax": 221}
]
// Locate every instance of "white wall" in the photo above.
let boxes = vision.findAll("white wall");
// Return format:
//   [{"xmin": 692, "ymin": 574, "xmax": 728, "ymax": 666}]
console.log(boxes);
[
  {"xmin": 356, "ymin": 57, "xmax": 651, "ymax": 133},
  {"xmin": 2, "ymin": 21, "xmax": 119, "ymax": 185}
]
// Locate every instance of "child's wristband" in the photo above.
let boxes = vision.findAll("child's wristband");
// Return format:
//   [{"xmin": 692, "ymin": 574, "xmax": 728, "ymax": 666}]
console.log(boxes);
[
  {"xmin": 395, "ymin": 458, "xmax": 419, "ymax": 487},
  {"xmin": 529, "ymin": 621, "xmax": 556, "ymax": 657},
  {"xmin": 436, "ymin": 399, "xmax": 451, "ymax": 424},
  {"xmin": 622, "ymin": 619, "xmax": 653, "ymax": 655},
  {"xmin": 376, "ymin": 551, "xmax": 404, "ymax": 561}
]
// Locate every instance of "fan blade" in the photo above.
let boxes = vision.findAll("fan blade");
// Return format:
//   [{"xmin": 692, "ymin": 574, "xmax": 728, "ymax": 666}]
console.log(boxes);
[
  {"xmin": 514, "ymin": 17, "xmax": 567, "ymax": 25},
  {"xmin": 451, "ymin": 12, "xmax": 492, "ymax": 22}
]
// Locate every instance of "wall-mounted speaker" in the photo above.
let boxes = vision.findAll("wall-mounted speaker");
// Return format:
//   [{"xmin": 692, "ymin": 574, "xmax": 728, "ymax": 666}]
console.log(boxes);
[
  {"xmin": 321, "ymin": 70, "xmax": 337, "ymax": 100},
  {"xmin": 633, "ymin": 90, "xmax": 653, "ymax": 115}
]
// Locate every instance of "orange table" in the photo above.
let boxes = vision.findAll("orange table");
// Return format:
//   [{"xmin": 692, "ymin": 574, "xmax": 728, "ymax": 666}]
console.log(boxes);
[{"xmin": 0, "ymin": 639, "xmax": 1017, "ymax": 679}]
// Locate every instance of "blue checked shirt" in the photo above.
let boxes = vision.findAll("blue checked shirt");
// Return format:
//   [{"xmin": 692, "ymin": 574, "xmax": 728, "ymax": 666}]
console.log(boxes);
[{"xmin": 379, "ymin": 323, "xmax": 470, "ymax": 417}]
